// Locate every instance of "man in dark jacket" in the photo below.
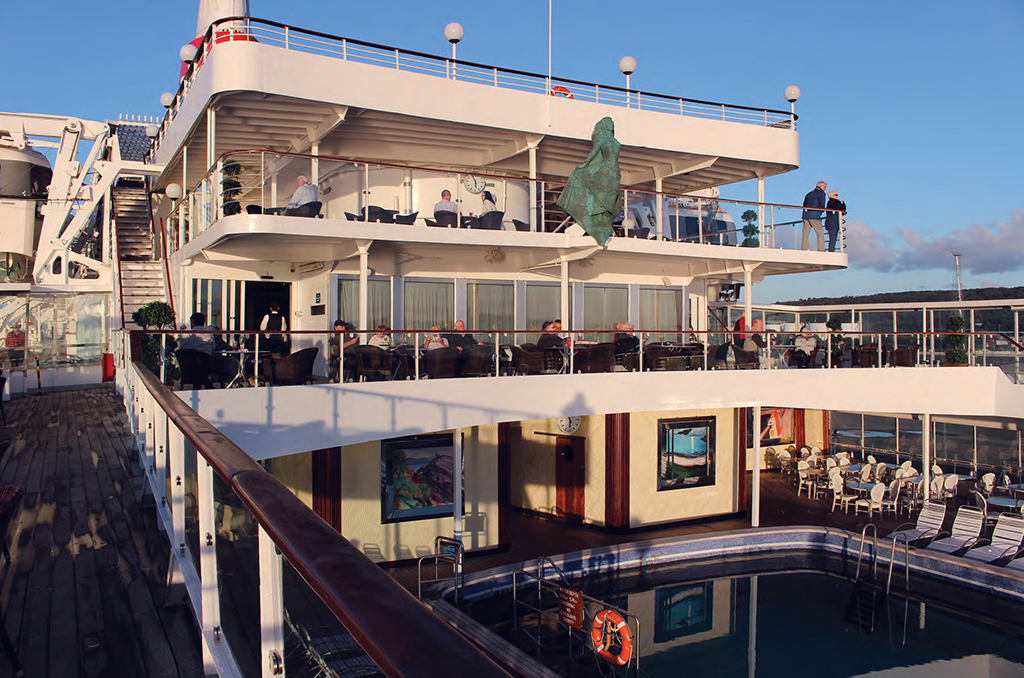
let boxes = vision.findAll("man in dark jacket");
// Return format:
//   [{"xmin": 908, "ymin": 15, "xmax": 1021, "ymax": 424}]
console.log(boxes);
[
  {"xmin": 801, "ymin": 181, "xmax": 828, "ymax": 251},
  {"xmin": 825, "ymin": 190, "xmax": 847, "ymax": 252}
]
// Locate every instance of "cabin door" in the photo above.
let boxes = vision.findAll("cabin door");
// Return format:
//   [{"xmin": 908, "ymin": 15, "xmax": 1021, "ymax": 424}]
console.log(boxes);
[
  {"xmin": 244, "ymin": 281, "xmax": 291, "ymax": 332},
  {"xmin": 555, "ymin": 437, "xmax": 585, "ymax": 522}
]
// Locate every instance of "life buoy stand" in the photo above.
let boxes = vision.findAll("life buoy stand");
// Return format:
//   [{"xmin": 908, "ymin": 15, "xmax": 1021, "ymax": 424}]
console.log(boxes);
[
  {"xmin": 591, "ymin": 609, "xmax": 633, "ymax": 666},
  {"xmin": 550, "ymin": 85, "xmax": 574, "ymax": 99}
]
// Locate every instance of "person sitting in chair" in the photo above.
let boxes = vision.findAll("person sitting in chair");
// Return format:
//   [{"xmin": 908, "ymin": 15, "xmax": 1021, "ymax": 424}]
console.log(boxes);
[
  {"xmin": 792, "ymin": 325, "xmax": 817, "ymax": 368},
  {"xmin": 613, "ymin": 322, "xmax": 639, "ymax": 353},
  {"xmin": 264, "ymin": 175, "xmax": 318, "ymax": 215},
  {"xmin": 537, "ymin": 319, "xmax": 566, "ymax": 349},
  {"xmin": 443, "ymin": 320, "xmax": 483, "ymax": 351},
  {"xmin": 433, "ymin": 190, "xmax": 458, "ymax": 217},
  {"xmin": 423, "ymin": 327, "xmax": 449, "ymax": 351}
]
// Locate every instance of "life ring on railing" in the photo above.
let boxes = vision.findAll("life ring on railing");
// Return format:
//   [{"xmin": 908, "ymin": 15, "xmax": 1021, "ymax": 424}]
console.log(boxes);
[
  {"xmin": 550, "ymin": 85, "xmax": 574, "ymax": 99},
  {"xmin": 590, "ymin": 609, "xmax": 633, "ymax": 666}
]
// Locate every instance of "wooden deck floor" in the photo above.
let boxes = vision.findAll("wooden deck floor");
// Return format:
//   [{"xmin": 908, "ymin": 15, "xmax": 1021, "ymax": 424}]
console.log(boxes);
[{"xmin": 0, "ymin": 388, "xmax": 202, "ymax": 678}]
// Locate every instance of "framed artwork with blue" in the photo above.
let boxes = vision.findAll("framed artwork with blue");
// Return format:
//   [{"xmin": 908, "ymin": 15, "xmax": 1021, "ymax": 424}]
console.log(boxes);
[
  {"xmin": 658, "ymin": 416, "xmax": 715, "ymax": 490},
  {"xmin": 381, "ymin": 433, "xmax": 455, "ymax": 523}
]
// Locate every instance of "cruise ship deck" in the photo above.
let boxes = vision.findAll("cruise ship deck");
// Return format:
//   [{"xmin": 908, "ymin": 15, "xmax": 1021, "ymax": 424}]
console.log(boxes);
[{"xmin": 0, "ymin": 387, "xmax": 916, "ymax": 678}]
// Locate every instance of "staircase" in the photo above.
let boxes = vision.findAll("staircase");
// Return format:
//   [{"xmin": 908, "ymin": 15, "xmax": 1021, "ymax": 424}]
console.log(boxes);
[
  {"xmin": 112, "ymin": 184, "xmax": 169, "ymax": 325},
  {"xmin": 845, "ymin": 581, "xmax": 883, "ymax": 634}
]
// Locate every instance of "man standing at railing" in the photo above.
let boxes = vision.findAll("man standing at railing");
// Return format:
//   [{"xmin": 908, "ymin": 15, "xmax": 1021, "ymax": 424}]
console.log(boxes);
[
  {"xmin": 825, "ymin": 190, "xmax": 846, "ymax": 252},
  {"xmin": 801, "ymin": 180, "xmax": 827, "ymax": 251}
]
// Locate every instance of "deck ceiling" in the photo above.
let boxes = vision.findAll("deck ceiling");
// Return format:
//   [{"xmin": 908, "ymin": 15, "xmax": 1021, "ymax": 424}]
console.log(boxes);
[{"xmin": 162, "ymin": 92, "xmax": 794, "ymax": 195}]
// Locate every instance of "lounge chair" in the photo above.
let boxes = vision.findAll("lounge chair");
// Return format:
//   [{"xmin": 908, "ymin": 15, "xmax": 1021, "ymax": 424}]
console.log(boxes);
[
  {"xmin": 885, "ymin": 501, "xmax": 947, "ymax": 544},
  {"xmin": 925, "ymin": 505, "xmax": 985, "ymax": 555},
  {"xmin": 963, "ymin": 513, "xmax": 1024, "ymax": 564}
]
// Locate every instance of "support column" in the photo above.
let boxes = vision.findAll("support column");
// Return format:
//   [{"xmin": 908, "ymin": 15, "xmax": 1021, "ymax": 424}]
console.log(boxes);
[
  {"xmin": 454, "ymin": 428, "xmax": 463, "ymax": 543},
  {"xmin": 743, "ymin": 269, "xmax": 753, "ymax": 327},
  {"xmin": 311, "ymin": 141, "xmax": 319, "ymax": 184},
  {"xmin": 604, "ymin": 413, "xmax": 630, "ymax": 529},
  {"xmin": 922, "ymin": 414, "xmax": 932, "ymax": 501},
  {"xmin": 757, "ymin": 175, "xmax": 765, "ymax": 246},
  {"xmin": 655, "ymin": 178, "xmax": 664, "ymax": 241},
  {"xmin": 752, "ymin": 405, "xmax": 761, "ymax": 527},
  {"xmin": 357, "ymin": 242, "xmax": 371, "ymax": 340},
  {"xmin": 560, "ymin": 259, "xmax": 569, "ymax": 329},
  {"xmin": 497, "ymin": 423, "xmax": 511, "ymax": 546},
  {"xmin": 737, "ymin": 408, "xmax": 748, "ymax": 513},
  {"xmin": 528, "ymin": 145, "xmax": 538, "ymax": 232}
]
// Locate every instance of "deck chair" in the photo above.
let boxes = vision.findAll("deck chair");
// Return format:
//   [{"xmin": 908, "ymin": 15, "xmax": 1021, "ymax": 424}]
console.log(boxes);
[
  {"xmin": 854, "ymin": 483, "xmax": 885, "ymax": 517},
  {"xmin": 830, "ymin": 474, "xmax": 856, "ymax": 514},
  {"xmin": 941, "ymin": 474, "xmax": 959, "ymax": 502},
  {"xmin": 979, "ymin": 472, "xmax": 996, "ymax": 496},
  {"xmin": 963, "ymin": 513, "xmax": 1024, "ymax": 564},
  {"xmin": 796, "ymin": 460, "xmax": 816, "ymax": 498},
  {"xmin": 925, "ymin": 505, "xmax": 985, "ymax": 554},
  {"xmin": 886, "ymin": 501, "xmax": 947, "ymax": 544}
]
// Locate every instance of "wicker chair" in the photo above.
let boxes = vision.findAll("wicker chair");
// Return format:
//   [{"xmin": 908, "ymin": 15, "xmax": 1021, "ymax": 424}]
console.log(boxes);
[{"xmin": 260, "ymin": 347, "xmax": 319, "ymax": 385}]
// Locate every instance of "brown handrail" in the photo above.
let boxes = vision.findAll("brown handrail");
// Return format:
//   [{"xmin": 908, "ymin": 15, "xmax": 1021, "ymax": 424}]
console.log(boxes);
[{"xmin": 129, "ymin": 339, "xmax": 511, "ymax": 678}]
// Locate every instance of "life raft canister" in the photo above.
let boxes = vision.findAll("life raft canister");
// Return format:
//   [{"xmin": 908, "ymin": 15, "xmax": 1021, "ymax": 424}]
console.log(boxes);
[
  {"xmin": 591, "ymin": 608, "xmax": 633, "ymax": 666},
  {"xmin": 550, "ymin": 85, "xmax": 574, "ymax": 99}
]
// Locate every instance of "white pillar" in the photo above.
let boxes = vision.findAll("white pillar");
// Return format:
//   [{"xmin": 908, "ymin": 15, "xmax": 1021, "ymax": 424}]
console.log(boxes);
[
  {"xmin": 752, "ymin": 405, "xmax": 761, "ymax": 527},
  {"xmin": 453, "ymin": 428, "xmax": 463, "ymax": 542},
  {"xmin": 655, "ymin": 178, "xmax": 664, "ymax": 241},
  {"xmin": 757, "ymin": 175, "xmax": 765, "ymax": 246},
  {"xmin": 743, "ymin": 269, "xmax": 753, "ymax": 330},
  {"xmin": 358, "ymin": 246, "xmax": 369, "ymax": 340},
  {"xmin": 528, "ymin": 145, "xmax": 538, "ymax": 232},
  {"xmin": 922, "ymin": 413, "xmax": 932, "ymax": 501},
  {"xmin": 311, "ymin": 141, "xmax": 319, "ymax": 185},
  {"xmin": 560, "ymin": 259, "xmax": 570, "ymax": 328}
]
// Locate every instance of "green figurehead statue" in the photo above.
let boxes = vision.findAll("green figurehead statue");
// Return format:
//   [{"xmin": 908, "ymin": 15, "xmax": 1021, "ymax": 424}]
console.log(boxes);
[{"xmin": 556, "ymin": 116, "xmax": 623, "ymax": 246}]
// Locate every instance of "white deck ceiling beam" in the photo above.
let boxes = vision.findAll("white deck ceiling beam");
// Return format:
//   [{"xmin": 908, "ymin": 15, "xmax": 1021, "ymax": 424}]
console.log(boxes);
[{"xmin": 485, "ymin": 134, "xmax": 545, "ymax": 166}]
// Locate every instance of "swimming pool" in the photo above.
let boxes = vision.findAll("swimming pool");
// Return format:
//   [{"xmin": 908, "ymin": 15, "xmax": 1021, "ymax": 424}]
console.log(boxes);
[{"xmin": 445, "ymin": 528, "xmax": 1024, "ymax": 677}]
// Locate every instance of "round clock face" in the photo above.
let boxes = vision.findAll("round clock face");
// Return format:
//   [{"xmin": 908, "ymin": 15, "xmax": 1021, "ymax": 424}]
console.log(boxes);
[
  {"xmin": 461, "ymin": 174, "xmax": 487, "ymax": 194},
  {"xmin": 558, "ymin": 416, "xmax": 581, "ymax": 433}
]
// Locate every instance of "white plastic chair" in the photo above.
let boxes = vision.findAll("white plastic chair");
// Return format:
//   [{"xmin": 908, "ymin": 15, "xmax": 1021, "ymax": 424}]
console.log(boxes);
[
  {"xmin": 854, "ymin": 483, "xmax": 885, "ymax": 517},
  {"xmin": 825, "ymin": 457, "xmax": 837, "ymax": 470},
  {"xmin": 859, "ymin": 464, "xmax": 873, "ymax": 483},
  {"xmin": 900, "ymin": 459, "xmax": 913, "ymax": 472},
  {"xmin": 932, "ymin": 464, "xmax": 944, "ymax": 476},
  {"xmin": 797, "ymin": 460, "xmax": 815, "ymax": 498},
  {"xmin": 942, "ymin": 474, "xmax": 959, "ymax": 502},
  {"xmin": 830, "ymin": 475, "xmax": 856, "ymax": 513},
  {"xmin": 881, "ymin": 479, "xmax": 901, "ymax": 516},
  {"xmin": 979, "ymin": 472, "xmax": 995, "ymax": 497},
  {"xmin": 926, "ymin": 505, "xmax": 985, "ymax": 554},
  {"xmin": 929, "ymin": 475, "xmax": 945, "ymax": 501},
  {"xmin": 867, "ymin": 455, "xmax": 878, "ymax": 464}
]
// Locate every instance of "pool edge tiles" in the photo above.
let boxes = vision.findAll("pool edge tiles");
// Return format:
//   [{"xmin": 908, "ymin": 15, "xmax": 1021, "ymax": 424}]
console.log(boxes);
[{"xmin": 448, "ymin": 526, "xmax": 1024, "ymax": 604}]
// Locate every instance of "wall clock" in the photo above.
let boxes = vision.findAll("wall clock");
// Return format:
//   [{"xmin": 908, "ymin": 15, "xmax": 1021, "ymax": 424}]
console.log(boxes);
[{"xmin": 557, "ymin": 416, "xmax": 580, "ymax": 434}]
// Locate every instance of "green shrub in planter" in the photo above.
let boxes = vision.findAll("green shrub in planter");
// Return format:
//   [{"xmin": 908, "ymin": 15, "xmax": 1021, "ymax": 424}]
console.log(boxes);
[
  {"xmin": 131, "ymin": 301, "xmax": 180, "ymax": 383},
  {"xmin": 944, "ymin": 314, "xmax": 968, "ymax": 365}
]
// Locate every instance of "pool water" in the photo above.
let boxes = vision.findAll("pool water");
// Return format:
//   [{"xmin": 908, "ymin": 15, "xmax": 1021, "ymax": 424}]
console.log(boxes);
[{"xmin": 467, "ymin": 556, "xmax": 1024, "ymax": 677}]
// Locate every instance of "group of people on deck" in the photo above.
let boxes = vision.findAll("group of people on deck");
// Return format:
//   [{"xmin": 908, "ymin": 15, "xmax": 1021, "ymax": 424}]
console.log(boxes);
[{"xmin": 801, "ymin": 180, "xmax": 847, "ymax": 252}]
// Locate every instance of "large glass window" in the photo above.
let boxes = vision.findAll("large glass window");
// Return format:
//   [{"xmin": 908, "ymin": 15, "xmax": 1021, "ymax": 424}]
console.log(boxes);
[
  {"xmin": 338, "ymin": 278, "xmax": 391, "ymax": 330},
  {"xmin": 467, "ymin": 283, "xmax": 513, "ymax": 343},
  {"xmin": 1, "ymin": 292, "xmax": 108, "ymax": 367},
  {"xmin": 641, "ymin": 288, "xmax": 683, "ymax": 342},
  {"xmin": 583, "ymin": 286, "xmax": 627, "ymax": 342},
  {"xmin": 404, "ymin": 281, "xmax": 453, "ymax": 332},
  {"xmin": 525, "ymin": 284, "xmax": 561, "ymax": 340},
  {"xmin": 192, "ymin": 278, "xmax": 223, "ymax": 328}
]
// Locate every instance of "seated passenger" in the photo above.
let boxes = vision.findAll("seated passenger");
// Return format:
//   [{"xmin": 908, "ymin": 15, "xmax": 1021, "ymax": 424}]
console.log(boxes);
[
  {"xmin": 329, "ymin": 319, "xmax": 359, "ymax": 382},
  {"xmin": 368, "ymin": 325, "xmax": 394, "ymax": 349},
  {"xmin": 613, "ymin": 322, "xmax": 639, "ymax": 353},
  {"xmin": 433, "ymin": 189, "xmax": 458, "ymax": 218},
  {"xmin": 537, "ymin": 319, "xmax": 566, "ymax": 349},
  {"xmin": 423, "ymin": 326, "xmax": 449, "ymax": 351},
  {"xmin": 743, "ymin": 318, "xmax": 767, "ymax": 352},
  {"xmin": 480, "ymin": 190, "xmax": 497, "ymax": 215},
  {"xmin": 443, "ymin": 320, "xmax": 483, "ymax": 351},
  {"xmin": 178, "ymin": 312, "xmax": 215, "ymax": 355},
  {"xmin": 792, "ymin": 325, "xmax": 817, "ymax": 368},
  {"xmin": 266, "ymin": 175, "xmax": 318, "ymax": 215}
]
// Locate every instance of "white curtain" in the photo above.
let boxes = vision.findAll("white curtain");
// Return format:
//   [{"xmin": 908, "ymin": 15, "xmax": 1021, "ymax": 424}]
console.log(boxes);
[
  {"xmin": 468, "ymin": 283, "xmax": 513, "ymax": 342},
  {"xmin": 525, "ymin": 284, "xmax": 561, "ymax": 341},
  {"xmin": 583, "ymin": 286, "xmax": 627, "ymax": 342},
  {"xmin": 338, "ymin": 278, "xmax": 391, "ymax": 329},
  {"xmin": 640, "ymin": 288, "xmax": 683, "ymax": 341},
  {"xmin": 404, "ymin": 281, "xmax": 453, "ymax": 332}
]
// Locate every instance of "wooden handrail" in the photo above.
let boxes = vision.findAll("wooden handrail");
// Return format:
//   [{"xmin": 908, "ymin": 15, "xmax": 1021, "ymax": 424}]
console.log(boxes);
[{"xmin": 129, "ymin": 342, "xmax": 511, "ymax": 678}]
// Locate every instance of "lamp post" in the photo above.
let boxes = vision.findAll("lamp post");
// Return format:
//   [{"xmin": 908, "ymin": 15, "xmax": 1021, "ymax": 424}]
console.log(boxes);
[
  {"xmin": 619, "ymin": 56, "xmax": 636, "ymax": 108},
  {"xmin": 784, "ymin": 85, "xmax": 801, "ymax": 128},
  {"xmin": 445, "ymin": 22, "xmax": 463, "ymax": 79}
]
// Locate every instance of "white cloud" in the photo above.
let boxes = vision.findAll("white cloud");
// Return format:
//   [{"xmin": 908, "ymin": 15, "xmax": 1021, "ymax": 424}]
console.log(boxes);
[{"xmin": 845, "ymin": 210, "xmax": 1024, "ymax": 275}]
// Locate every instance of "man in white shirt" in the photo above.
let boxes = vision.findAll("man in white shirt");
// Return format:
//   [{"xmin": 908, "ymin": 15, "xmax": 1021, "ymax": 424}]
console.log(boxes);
[
  {"xmin": 433, "ymin": 190, "xmax": 458, "ymax": 216},
  {"xmin": 283, "ymin": 175, "xmax": 318, "ymax": 213},
  {"xmin": 260, "ymin": 303, "xmax": 289, "ymax": 354}
]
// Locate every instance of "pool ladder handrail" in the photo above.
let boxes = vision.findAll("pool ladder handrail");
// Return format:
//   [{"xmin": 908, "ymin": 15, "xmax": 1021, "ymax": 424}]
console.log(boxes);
[
  {"xmin": 887, "ymin": 533, "xmax": 910, "ymax": 596},
  {"xmin": 854, "ymin": 523, "xmax": 878, "ymax": 582},
  {"xmin": 417, "ymin": 536, "xmax": 464, "ymax": 603}
]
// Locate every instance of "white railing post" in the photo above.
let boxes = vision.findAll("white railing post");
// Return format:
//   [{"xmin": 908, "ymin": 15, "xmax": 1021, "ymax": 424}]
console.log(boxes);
[
  {"xmin": 415, "ymin": 333, "xmax": 420, "ymax": 379},
  {"xmin": 198, "ymin": 461, "xmax": 221, "ymax": 659},
  {"xmin": 259, "ymin": 526, "xmax": 285, "ymax": 678},
  {"xmin": 168, "ymin": 426, "xmax": 187, "ymax": 559}
]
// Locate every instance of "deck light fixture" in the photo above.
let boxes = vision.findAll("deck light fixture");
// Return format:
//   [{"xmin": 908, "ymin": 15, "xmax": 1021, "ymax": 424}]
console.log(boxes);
[
  {"xmin": 180, "ymin": 43, "xmax": 199, "ymax": 63},
  {"xmin": 160, "ymin": 92, "xmax": 175, "ymax": 108},
  {"xmin": 784, "ymin": 85, "xmax": 801, "ymax": 117},
  {"xmin": 145, "ymin": 124, "xmax": 159, "ymax": 139},
  {"xmin": 619, "ymin": 56, "xmax": 636, "ymax": 106}
]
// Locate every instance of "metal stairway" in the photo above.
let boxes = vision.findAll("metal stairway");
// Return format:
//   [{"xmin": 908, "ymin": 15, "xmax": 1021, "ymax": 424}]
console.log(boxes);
[{"xmin": 112, "ymin": 184, "xmax": 169, "ymax": 324}]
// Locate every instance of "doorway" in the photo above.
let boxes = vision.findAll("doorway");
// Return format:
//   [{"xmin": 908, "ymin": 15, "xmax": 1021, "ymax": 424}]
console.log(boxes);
[
  {"xmin": 555, "ymin": 436, "xmax": 585, "ymax": 523},
  {"xmin": 244, "ymin": 281, "xmax": 291, "ymax": 332}
]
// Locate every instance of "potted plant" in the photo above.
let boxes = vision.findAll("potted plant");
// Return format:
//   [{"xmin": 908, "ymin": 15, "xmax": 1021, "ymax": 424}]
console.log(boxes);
[
  {"xmin": 825, "ymin": 317, "xmax": 846, "ymax": 367},
  {"xmin": 221, "ymin": 158, "xmax": 243, "ymax": 216},
  {"xmin": 944, "ymin": 314, "xmax": 969, "ymax": 366},
  {"xmin": 131, "ymin": 301, "xmax": 180, "ymax": 384},
  {"xmin": 740, "ymin": 209, "xmax": 759, "ymax": 247}
]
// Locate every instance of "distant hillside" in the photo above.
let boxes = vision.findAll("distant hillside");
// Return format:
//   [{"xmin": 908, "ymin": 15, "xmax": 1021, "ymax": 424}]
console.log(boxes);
[{"xmin": 779, "ymin": 287, "xmax": 1024, "ymax": 306}]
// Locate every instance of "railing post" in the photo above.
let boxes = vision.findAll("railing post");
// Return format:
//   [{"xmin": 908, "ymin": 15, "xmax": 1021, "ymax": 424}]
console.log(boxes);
[
  {"xmin": 259, "ymin": 526, "xmax": 285, "ymax": 678},
  {"xmin": 415, "ymin": 333, "xmax": 420, "ymax": 379},
  {"xmin": 168, "ymin": 426, "xmax": 187, "ymax": 558},
  {"xmin": 198, "ymin": 460, "xmax": 221, "ymax": 655},
  {"xmin": 160, "ymin": 334, "xmax": 167, "ymax": 384},
  {"xmin": 254, "ymin": 333, "xmax": 260, "ymax": 387}
]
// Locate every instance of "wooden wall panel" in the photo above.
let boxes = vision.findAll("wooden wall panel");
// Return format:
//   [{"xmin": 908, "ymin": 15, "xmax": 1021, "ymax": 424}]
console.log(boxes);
[
  {"xmin": 312, "ymin": 446, "xmax": 342, "ymax": 533},
  {"xmin": 604, "ymin": 413, "xmax": 630, "ymax": 528}
]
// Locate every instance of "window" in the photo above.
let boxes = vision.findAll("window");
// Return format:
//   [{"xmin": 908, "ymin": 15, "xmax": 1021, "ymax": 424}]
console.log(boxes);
[
  {"xmin": 192, "ymin": 279, "xmax": 223, "ymax": 328},
  {"xmin": 583, "ymin": 286, "xmax": 627, "ymax": 342},
  {"xmin": 467, "ymin": 283, "xmax": 512, "ymax": 342},
  {"xmin": 640, "ymin": 288, "xmax": 683, "ymax": 341},
  {"xmin": 338, "ymin": 278, "xmax": 391, "ymax": 330},
  {"xmin": 525, "ymin": 283, "xmax": 562, "ymax": 338},
  {"xmin": 404, "ymin": 281, "xmax": 453, "ymax": 332}
]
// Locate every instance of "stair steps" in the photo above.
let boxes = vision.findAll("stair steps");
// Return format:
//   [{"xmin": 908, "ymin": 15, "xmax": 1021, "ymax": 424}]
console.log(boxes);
[{"xmin": 112, "ymin": 185, "xmax": 168, "ymax": 326}]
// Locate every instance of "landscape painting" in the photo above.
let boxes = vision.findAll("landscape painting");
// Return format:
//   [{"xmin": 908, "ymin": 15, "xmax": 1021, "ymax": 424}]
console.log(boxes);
[
  {"xmin": 381, "ymin": 433, "xmax": 455, "ymax": 523},
  {"xmin": 658, "ymin": 417, "xmax": 715, "ymax": 491}
]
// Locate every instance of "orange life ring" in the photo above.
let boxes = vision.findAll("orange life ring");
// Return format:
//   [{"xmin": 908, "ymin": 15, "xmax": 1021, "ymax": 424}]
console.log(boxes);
[
  {"xmin": 590, "ymin": 609, "xmax": 633, "ymax": 666},
  {"xmin": 550, "ymin": 85, "xmax": 574, "ymax": 99}
]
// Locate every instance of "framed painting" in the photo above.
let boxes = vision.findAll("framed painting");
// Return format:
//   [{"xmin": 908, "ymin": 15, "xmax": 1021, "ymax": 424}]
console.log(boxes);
[
  {"xmin": 653, "ymin": 582, "xmax": 714, "ymax": 642},
  {"xmin": 747, "ymin": 407, "xmax": 794, "ymax": 447},
  {"xmin": 381, "ymin": 433, "xmax": 455, "ymax": 523},
  {"xmin": 658, "ymin": 417, "xmax": 715, "ymax": 491}
]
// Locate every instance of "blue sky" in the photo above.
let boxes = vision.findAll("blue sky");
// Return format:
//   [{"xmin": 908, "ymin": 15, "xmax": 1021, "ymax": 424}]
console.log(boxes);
[{"xmin": 4, "ymin": 1, "xmax": 1022, "ymax": 302}]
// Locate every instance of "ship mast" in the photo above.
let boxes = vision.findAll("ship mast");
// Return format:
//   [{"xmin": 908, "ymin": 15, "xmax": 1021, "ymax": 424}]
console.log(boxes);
[
  {"xmin": 952, "ymin": 251, "xmax": 963, "ymax": 302},
  {"xmin": 195, "ymin": 0, "xmax": 250, "ymax": 38}
]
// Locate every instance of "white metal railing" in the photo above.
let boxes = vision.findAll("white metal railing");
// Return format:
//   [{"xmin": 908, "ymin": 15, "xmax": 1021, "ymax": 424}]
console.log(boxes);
[
  {"xmin": 152, "ymin": 17, "xmax": 795, "ymax": 154},
  {"xmin": 164, "ymin": 150, "xmax": 845, "ymax": 254}
]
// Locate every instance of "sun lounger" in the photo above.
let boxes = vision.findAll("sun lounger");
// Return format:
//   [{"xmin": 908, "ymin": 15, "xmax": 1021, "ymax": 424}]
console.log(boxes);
[
  {"xmin": 885, "ymin": 501, "xmax": 947, "ymax": 545},
  {"xmin": 926, "ymin": 505, "xmax": 985, "ymax": 555},
  {"xmin": 963, "ymin": 513, "xmax": 1024, "ymax": 564}
]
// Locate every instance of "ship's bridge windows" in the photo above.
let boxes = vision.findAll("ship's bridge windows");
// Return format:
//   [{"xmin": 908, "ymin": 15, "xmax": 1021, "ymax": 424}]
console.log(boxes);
[
  {"xmin": 404, "ymin": 281, "xmax": 453, "ymax": 333},
  {"xmin": 582, "ymin": 285, "xmax": 627, "ymax": 343},
  {"xmin": 338, "ymin": 278, "xmax": 391, "ymax": 330},
  {"xmin": 467, "ymin": 282, "xmax": 513, "ymax": 344},
  {"xmin": 0, "ymin": 160, "xmax": 52, "ymax": 199},
  {"xmin": 641, "ymin": 288, "xmax": 685, "ymax": 342}
]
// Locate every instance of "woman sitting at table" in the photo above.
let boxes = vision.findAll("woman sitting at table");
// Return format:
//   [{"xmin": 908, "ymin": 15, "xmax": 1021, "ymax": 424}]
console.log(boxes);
[
  {"xmin": 480, "ymin": 190, "xmax": 497, "ymax": 215},
  {"xmin": 423, "ymin": 326, "xmax": 449, "ymax": 351},
  {"xmin": 368, "ymin": 325, "xmax": 394, "ymax": 349},
  {"xmin": 537, "ymin": 319, "xmax": 566, "ymax": 348},
  {"xmin": 792, "ymin": 325, "xmax": 817, "ymax": 368}
]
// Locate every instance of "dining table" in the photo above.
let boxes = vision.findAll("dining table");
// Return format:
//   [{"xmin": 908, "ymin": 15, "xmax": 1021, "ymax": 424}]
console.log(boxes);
[{"xmin": 986, "ymin": 496, "xmax": 1024, "ymax": 511}]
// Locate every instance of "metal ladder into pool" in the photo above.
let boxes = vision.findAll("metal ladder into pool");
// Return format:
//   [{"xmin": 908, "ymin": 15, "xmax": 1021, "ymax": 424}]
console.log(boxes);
[{"xmin": 849, "ymin": 523, "xmax": 912, "ymax": 645}]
